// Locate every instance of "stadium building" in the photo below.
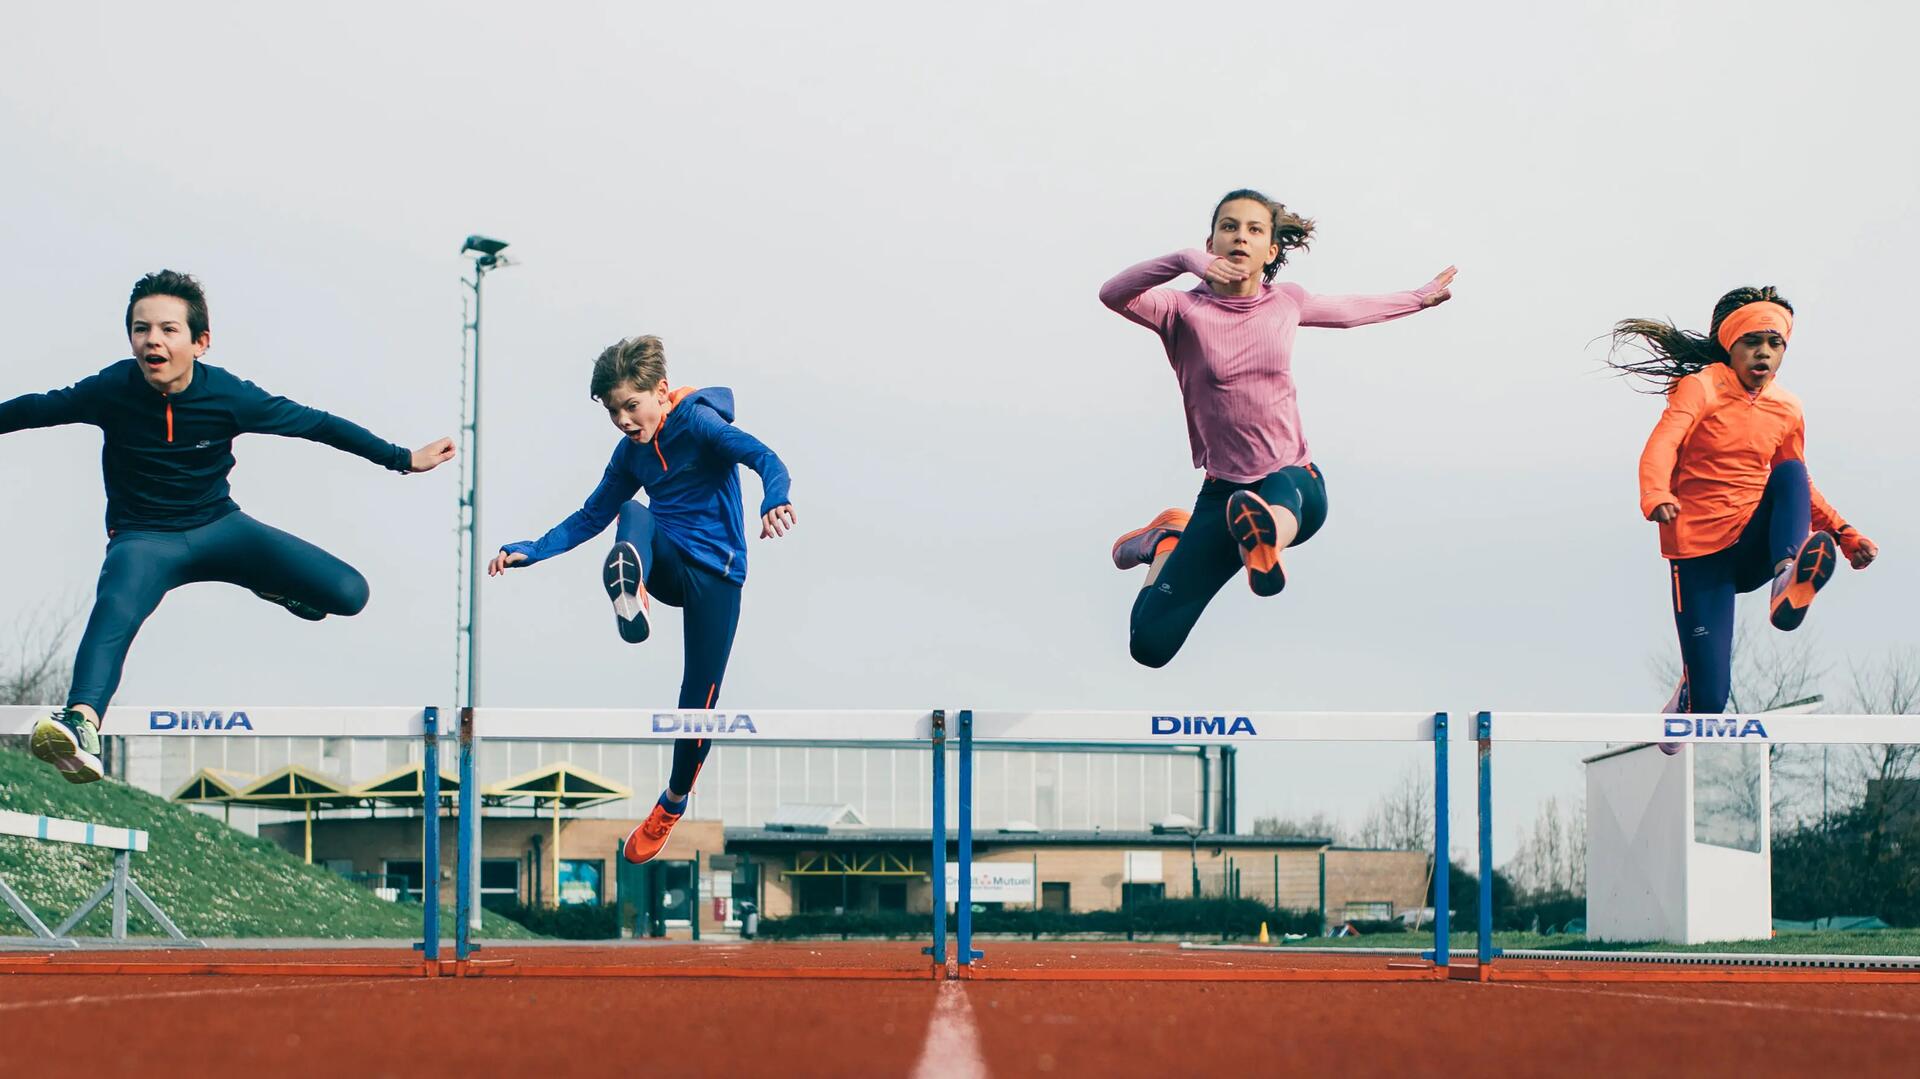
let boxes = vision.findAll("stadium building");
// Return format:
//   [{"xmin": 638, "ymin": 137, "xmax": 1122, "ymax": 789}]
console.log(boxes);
[{"xmin": 119, "ymin": 732, "xmax": 1429, "ymax": 933}]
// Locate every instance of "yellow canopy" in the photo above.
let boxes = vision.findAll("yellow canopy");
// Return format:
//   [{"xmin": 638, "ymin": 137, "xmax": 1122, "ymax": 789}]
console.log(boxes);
[
  {"xmin": 230, "ymin": 765, "xmax": 363, "ymax": 864},
  {"xmin": 484, "ymin": 763, "xmax": 633, "ymax": 909},
  {"xmin": 483, "ymin": 762, "xmax": 630, "ymax": 810},
  {"xmin": 352, "ymin": 762, "xmax": 462, "ymax": 806},
  {"xmin": 170, "ymin": 767, "xmax": 249, "ymax": 804}
]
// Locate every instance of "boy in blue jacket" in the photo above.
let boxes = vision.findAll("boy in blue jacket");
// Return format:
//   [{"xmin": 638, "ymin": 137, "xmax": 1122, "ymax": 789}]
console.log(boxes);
[
  {"xmin": 489, "ymin": 335, "xmax": 794, "ymax": 863},
  {"xmin": 0, "ymin": 270, "xmax": 455, "ymax": 782}
]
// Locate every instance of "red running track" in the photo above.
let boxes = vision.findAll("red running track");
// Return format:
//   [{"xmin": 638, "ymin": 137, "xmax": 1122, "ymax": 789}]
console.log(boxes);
[{"xmin": 3, "ymin": 943, "xmax": 1919, "ymax": 1077}]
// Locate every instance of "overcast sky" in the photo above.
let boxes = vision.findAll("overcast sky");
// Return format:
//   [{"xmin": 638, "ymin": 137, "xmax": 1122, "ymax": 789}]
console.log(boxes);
[{"xmin": 4, "ymin": 1, "xmax": 1916, "ymax": 862}]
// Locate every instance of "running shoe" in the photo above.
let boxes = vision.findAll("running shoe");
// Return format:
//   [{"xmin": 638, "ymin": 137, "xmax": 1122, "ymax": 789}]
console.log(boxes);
[
  {"xmin": 1225, "ymin": 490, "xmax": 1297, "ymax": 596},
  {"xmin": 622, "ymin": 798, "xmax": 683, "ymax": 864},
  {"xmin": 1769, "ymin": 531, "xmax": 1837, "ymax": 632},
  {"xmin": 603, "ymin": 540, "xmax": 651, "ymax": 644},
  {"xmin": 31, "ymin": 708, "xmax": 104, "ymax": 784},
  {"xmin": 253, "ymin": 590, "xmax": 327, "ymax": 621},
  {"xmin": 1111, "ymin": 509, "xmax": 1188, "ymax": 570}
]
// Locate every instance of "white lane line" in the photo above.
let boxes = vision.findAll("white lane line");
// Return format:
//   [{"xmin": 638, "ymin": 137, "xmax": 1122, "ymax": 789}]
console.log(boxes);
[
  {"xmin": 911, "ymin": 981, "xmax": 989, "ymax": 1079},
  {"xmin": 0, "ymin": 977, "xmax": 403, "ymax": 1014},
  {"xmin": 1482, "ymin": 981, "xmax": 1920, "ymax": 1024}
]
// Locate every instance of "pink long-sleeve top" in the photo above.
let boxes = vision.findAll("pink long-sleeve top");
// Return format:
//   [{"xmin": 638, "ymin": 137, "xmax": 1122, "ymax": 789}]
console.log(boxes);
[{"xmin": 1099, "ymin": 250, "xmax": 1441, "ymax": 483}]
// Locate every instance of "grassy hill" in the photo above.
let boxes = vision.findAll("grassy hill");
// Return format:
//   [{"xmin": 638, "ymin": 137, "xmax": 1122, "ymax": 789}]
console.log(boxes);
[{"xmin": 0, "ymin": 745, "xmax": 539, "ymax": 940}]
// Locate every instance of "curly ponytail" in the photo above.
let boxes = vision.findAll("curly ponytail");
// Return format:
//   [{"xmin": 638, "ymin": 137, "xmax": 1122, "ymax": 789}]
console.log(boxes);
[{"xmin": 1608, "ymin": 286, "xmax": 1793, "ymax": 392}]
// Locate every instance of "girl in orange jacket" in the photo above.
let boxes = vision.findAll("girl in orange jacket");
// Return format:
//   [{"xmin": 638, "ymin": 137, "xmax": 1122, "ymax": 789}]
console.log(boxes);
[{"xmin": 1612, "ymin": 286, "xmax": 1876, "ymax": 719}]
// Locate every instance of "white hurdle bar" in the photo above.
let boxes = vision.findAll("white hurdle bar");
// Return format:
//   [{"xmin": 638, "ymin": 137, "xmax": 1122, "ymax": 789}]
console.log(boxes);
[
  {"xmin": 952, "ymin": 710, "xmax": 1455, "ymax": 972},
  {"xmin": 1, "ymin": 704, "xmax": 441, "ymax": 958},
  {"xmin": 1489, "ymin": 711, "xmax": 1920, "ymax": 745},
  {"xmin": 1470, "ymin": 710, "xmax": 1920, "ymax": 970},
  {"xmin": 467, "ymin": 707, "xmax": 938, "ymax": 742},
  {"xmin": 967, "ymin": 710, "xmax": 1439, "ymax": 743},
  {"xmin": 0, "ymin": 705, "xmax": 428, "ymax": 739}
]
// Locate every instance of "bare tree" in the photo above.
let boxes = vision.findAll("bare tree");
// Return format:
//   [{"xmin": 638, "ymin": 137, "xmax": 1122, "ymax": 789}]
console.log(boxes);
[
  {"xmin": 1649, "ymin": 605, "xmax": 1828, "ymax": 823},
  {"xmin": 1251, "ymin": 811, "xmax": 1346, "ymax": 843},
  {"xmin": 1506, "ymin": 795, "xmax": 1586, "ymax": 898},
  {"xmin": 1354, "ymin": 763, "xmax": 1433, "ymax": 853},
  {"xmin": 1647, "ymin": 607, "xmax": 1826, "ymax": 714},
  {"xmin": 1845, "ymin": 650, "xmax": 1920, "ymax": 847},
  {"xmin": 1, "ymin": 601, "xmax": 76, "ymax": 707}
]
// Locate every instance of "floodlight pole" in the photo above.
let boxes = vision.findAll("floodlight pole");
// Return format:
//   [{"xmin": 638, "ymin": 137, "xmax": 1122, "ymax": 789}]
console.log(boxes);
[
  {"xmin": 457, "ymin": 250, "xmax": 502, "ymax": 717},
  {"xmin": 458, "ymin": 234, "xmax": 510, "ymax": 934}
]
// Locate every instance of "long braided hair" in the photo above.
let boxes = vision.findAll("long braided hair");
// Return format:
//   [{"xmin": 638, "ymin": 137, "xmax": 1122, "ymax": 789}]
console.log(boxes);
[
  {"xmin": 1608, "ymin": 286, "xmax": 1793, "ymax": 393},
  {"xmin": 1210, "ymin": 189, "xmax": 1315, "ymax": 283}
]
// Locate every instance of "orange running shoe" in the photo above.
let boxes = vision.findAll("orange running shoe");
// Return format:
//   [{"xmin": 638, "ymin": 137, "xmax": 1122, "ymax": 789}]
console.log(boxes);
[
  {"xmin": 1225, "ymin": 490, "xmax": 1297, "ymax": 596},
  {"xmin": 1111, "ymin": 508, "xmax": 1190, "ymax": 570},
  {"xmin": 1769, "ymin": 531, "xmax": 1837, "ymax": 632},
  {"xmin": 622, "ymin": 799, "xmax": 683, "ymax": 864}
]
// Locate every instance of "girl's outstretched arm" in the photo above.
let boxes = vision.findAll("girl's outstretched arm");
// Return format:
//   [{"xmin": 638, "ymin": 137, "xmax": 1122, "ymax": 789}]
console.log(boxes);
[{"xmin": 1293, "ymin": 267, "xmax": 1457, "ymax": 329}]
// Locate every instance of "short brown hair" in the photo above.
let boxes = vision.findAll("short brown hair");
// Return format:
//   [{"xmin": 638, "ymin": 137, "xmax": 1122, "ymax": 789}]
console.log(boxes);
[
  {"xmin": 125, "ymin": 270, "xmax": 210, "ymax": 340},
  {"xmin": 590, "ymin": 335, "xmax": 667, "ymax": 400}
]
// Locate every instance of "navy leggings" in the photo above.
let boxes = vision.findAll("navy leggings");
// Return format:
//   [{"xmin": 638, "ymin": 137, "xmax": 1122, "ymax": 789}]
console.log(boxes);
[
  {"xmin": 616, "ymin": 501, "xmax": 743, "ymax": 795},
  {"xmin": 70, "ymin": 511, "xmax": 369, "ymax": 718},
  {"xmin": 1670, "ymin": 460, "xmax": 1811, "ymax": 714},
  {"xmin": 1129, "ymin": 463, "xmax": 1329, "ymax": 669}
]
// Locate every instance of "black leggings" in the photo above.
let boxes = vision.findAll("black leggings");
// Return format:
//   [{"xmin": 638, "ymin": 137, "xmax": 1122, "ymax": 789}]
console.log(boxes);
[
  {"xmin": 616, "ymin": 501, "xmax": 743, "ymax": 795},
  {"xmin": 70, "ymin": 511, "xmax": 369, "ymax": 717},
  {"xmin": 1129, "ymin": 463, "xmax": 1329, "ymax": 669}
]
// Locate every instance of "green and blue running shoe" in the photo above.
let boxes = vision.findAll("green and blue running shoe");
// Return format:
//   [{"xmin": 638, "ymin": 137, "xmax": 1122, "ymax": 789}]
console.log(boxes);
[{"xmin": 31, "ymin": 708, "xmax": 104, "ymax": 784}]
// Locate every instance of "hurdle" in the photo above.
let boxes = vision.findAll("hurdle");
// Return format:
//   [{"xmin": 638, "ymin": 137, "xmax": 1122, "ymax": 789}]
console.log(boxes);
[
  {"xmin": 0, "ymin": 705, "xmax": 445, "ymax": 977},
  {"xmin": 443, "ymin": 706, "xmax": 948, "ymax": 979},
  {"xmin": 0, "ymin": 808, "xmax": 189, "ymax": 947},
  {"xmin": 950, "ymin": 709, "xmax": 1456, "ymax": 982},
  {"xmin": 1467, "ymin": 709, "xmax": 1920, "ymax": 983}
]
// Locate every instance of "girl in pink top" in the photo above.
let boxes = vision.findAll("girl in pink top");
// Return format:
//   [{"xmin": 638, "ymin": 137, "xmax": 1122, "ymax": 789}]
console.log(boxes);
[{"xmin": 1102, "ymin": 189, "xmax": 1455, "ymax": 667}]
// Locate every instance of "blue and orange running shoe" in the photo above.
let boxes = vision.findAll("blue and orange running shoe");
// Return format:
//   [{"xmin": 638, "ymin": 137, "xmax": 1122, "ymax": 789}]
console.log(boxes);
[
  {"xmin": 622, "ymin": 798, "xmax": 683, "ymax": 864},
  {"xmin": 1111, "ymin": 509, "xmax": 1189, "ymax": 570},
  {"xmin": 1769, "ymin": 531, "xmax": 1837, "ymax": 632},
  {"xmin": 1225, "ymin": 490, "xmax": 1297, "ymax": 596}
]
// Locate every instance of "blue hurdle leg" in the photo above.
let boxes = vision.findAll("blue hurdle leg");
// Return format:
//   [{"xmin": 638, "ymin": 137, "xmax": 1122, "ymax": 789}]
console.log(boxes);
[
  {"xmin": 925, "ymin": 711, "xmax": 948, "ymax": 970},
  {"xmin": 957, "ymin": 710, "xmax": 982, "ymax": 965},
  {"xmin": 418, "ymin": 706, "xmax": 440, "ymax": 964}
]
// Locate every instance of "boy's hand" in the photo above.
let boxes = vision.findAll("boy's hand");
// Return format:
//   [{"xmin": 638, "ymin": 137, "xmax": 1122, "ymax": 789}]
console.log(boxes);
[
  {"xmin": 1651, "ymin": 503, "xmax": 1679, "ymax": 524},
  {"xmin": 487, "ymin": 550, "xmax": 528, "ymax": 576},
  {"xmin": 760, "ymin": 504, "xmax": 797, "ymax": 539},
  {"xmin": 411, "ymin": 437, "xmax": 456, "ymax": 473}
]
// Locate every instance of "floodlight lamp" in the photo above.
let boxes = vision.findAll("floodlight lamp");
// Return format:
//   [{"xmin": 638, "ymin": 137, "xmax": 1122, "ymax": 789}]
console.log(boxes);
[{"xmin": 461, "ymin": 235, "xmax": 509, "ymax": 258}]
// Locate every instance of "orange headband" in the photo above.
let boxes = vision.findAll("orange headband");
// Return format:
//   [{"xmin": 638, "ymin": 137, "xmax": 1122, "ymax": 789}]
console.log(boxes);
[{"xmin": 1716, "ymin": 301, "xmax": 1793, "ymax": 353}]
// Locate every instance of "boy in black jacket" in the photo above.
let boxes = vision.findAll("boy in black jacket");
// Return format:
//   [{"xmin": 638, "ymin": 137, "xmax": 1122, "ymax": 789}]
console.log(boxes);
[{"xmin": 0, "ymin": 270, "xmax": 454, "ymax": 782}]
